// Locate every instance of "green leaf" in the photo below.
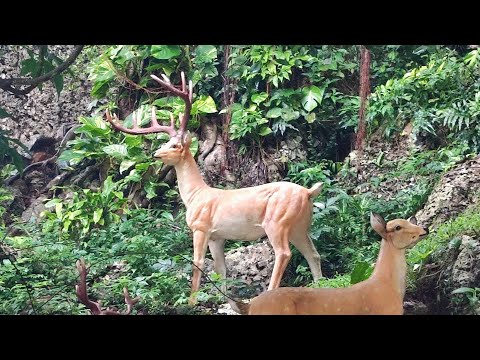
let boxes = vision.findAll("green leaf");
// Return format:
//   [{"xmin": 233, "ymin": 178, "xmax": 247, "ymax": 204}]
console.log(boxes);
[
  {"xmin": 302, "ymin": 85, "xmax": 326, "ymax": 112},
  {"xmin": 251, "ymin": 92, "xmax": 268, "ymax": 105},
  {"xmin": 124, "ymin": 169, "xmax": 142, "ymax": 183},
  {"xmin": 189, "ymin": 136, "xmax": 199, "ymax": 156},
  {"xmin": 20, "ymin": 58, "xmax": 39, "ymax": 76},
  {"xmin": 124, "ymin": 135, "xmax": 142, "ymax": 147},
  {"xmin": 281, "ymin": 108, "xmax": 300, "ymax": 122},
  {"xmin": 192, "ymin": 96, "xmax": 217, "ymax": 114},
  {"xmin": 145, "ymin": 182, "xmax": 158, "ymax": 200},
  {"xmin": 52, "ymin": 74, "xmax": 64, "ymax": 98},
  {"xmin": 77, "ymin": 116, "xmax": 110, "ymax": 137},
  {"xmin": 305, "ymin": 112, "xmax": 316, "ymax": 123},
  {"xmin": 161, "ymin": 212, "xmax": 174, "ymax": 222},
  {"xmin": 313, "ymin": 202, "xmax": 325, "ymax": 209},
  {"xmin": 258, "ymin": 126, "xmax": 272, "ymax": 136},
  {"xmin": 113, "ymin": 191, "xmax": 124, "ymax": 199},
  {"xmin": 151, "ymin": 45, "xmax": 181, "ymax": 60},
  {"xmin": 102, "ymin": 144, "xmax": 128, "ymax": 159},
  {"xmin": 266, "ymin": 107, "xmax": 282, "ymax": 118},
  {"xmin": 55, "ymin": 202, "xmax": 63, "ymax": 219},
  {"xmin": 271, "ymin": 76, "xmax": 279, "ymax": 88},
  {"xmin": 61, "ymin": 219, "xmax": 71, "ymax": 232},
  {"xmin": 122, "ymin": 105, "xmax": 154, "ymax": 128},
  {"xmin": 135, "ymin": 163, "xmax": 151, "ymax": 172},
  {"xmin": 93, "ymin": 208, "xmax": 103, "ymax": 224},
  {"xmin": 58, "ymin": 149, "xmax": 86, "ymax": 164},
  {"xmin": 195, "ymin": 45, "xmax": 217, "ymax": 61},
  {"xmin": 0, "ymin": 107, "xmax": 11, "ymax": 119},
  {"xmin": 91, "ymin": 80, "xmax": 110, "ymax": 98},
  {"xmin": 68, "ymin": 210, "xmax": 83, "ymax": 220},
  {"xmin": 350, "ymin": 261, "xmax": 373, "ymax": 285},
  {"xmin": 44, "ymin": 198, "xmax": 62, "ymax": 208},
  {"xmin": 235, "ymin": 55, "xmax": 248, "ymax": 65},
  {"xmin": 452, "ymin": 287, "xmax": 476, "ymax": 295},
  {"xmin": 102, "ymin": 176, "xmax": 115, "ymax": 199},
  {"xmin": 120, "ymin": 160, "xmax": 136, "ymax": 174}
]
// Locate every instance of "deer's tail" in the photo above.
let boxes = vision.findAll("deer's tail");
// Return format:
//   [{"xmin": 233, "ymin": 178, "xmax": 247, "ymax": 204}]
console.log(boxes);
[{"xmin": 307, "ymin": 182, "xmax": 323, "ymax": 199}]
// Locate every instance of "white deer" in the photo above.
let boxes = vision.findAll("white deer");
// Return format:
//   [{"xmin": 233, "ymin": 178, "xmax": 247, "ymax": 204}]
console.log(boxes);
[{"xmin": 106, "ymin": 72, "xmax": 323, "ymax": 304}]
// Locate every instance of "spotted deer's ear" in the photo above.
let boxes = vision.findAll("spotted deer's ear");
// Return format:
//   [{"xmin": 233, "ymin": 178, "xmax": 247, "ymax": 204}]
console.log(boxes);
[
  {"xmin": 408, "ymin": 216, "xmax": 417, "ymax": 225},
  {"xmin": 370, "ymin": 212, "xmax": 387, "ymax": 240}
]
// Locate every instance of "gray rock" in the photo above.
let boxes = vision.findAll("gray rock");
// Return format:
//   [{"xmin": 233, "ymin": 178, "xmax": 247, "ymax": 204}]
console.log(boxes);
[
  {"xmin": 0, "ymin": 45, "xmax": 94, "ymax": 155},
  {"xmin": 413, "ymin": 235, "xmax": 480, "ymax": 315},
  {"xmin": 21, "ymin": 195, "xmax": 48, "ymax": 223},
  {"xmin": 416, "ymin": 156, "xmax": 480, "ymax": 228},
  {"xmin": 203, "ymin": 241, "xmax": 275, "ymax": 298}
]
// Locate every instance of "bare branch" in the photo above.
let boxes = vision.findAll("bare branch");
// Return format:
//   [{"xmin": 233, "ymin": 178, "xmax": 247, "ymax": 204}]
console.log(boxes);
[{"xmin": 0, "ymin": 45, "xmax": 84, "ymax": 96}]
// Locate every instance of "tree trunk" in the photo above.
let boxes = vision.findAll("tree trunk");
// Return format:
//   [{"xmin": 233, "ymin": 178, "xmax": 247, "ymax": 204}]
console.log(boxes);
[{"xmin": 355, "ymin": 45, "xmax": 371, "ymax": 152}]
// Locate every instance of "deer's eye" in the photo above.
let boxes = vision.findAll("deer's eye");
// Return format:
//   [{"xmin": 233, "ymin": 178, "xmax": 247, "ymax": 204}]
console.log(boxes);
[
  {"xmin": 171, "ymin": 144, "xmax": 177, "ymax": 149},
  {"xmin": 395, "ymin": 225, "xmax": 401, "ymax": 231}
]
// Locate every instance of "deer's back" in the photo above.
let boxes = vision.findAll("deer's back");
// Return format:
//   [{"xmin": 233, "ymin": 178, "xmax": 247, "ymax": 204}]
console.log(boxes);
[
  {"xmin": 247, "ymin": 281, "xmax": 404, "ymax": 315},
  {"xmin": 186, "ymin": 182, "xmax": 313, "ymax": 240}
]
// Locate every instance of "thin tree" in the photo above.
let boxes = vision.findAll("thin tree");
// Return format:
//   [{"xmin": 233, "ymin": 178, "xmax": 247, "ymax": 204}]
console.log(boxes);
[{"xmin": 355, "ymin": 45, "xmax": 371, "ymax": 152}]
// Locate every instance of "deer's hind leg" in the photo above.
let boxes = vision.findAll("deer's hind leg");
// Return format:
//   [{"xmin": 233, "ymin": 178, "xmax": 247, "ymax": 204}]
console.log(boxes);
[
  {"xmin": 290, "ymin": 234, "xmax": 323, "ymax": 281},
  {"xmin": 264, "ymin": 224, "xmax": 292, "ymax": 290},
  {"xmin": 208, "ymin": 239, "xmax": 227, "ymax": 293}
]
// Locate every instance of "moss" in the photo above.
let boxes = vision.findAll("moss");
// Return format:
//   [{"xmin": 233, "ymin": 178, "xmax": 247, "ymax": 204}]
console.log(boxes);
[
  {"xmin": 407, "ymin": 204, "xmax": 480, "ymax": 283},
  {"xmin": 309, "ymin": 274, "xmax": 351, "ymax": 289}
]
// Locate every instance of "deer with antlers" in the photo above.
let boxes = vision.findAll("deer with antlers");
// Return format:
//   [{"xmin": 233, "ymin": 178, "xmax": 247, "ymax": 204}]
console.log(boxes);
[
  {"xmin": 75, "ymin": 258, "xmax": 140, "ymax": 315},
  {"xmin": 227, "ymin": 213, "xmax": 429, "ymax": 315},
  {"xmin": 105, "ymin": 72, "xmax": 323, "ymax": 305}
]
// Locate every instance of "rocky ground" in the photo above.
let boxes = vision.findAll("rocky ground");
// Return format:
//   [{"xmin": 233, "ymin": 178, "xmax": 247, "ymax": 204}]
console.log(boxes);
[
  {"xmin": 416, "ymin": 155, "xmax": 480, "ymax": 228},
  {"xmin": 0, "ymin": 45, "xmax": 94, "ymax": 152}
]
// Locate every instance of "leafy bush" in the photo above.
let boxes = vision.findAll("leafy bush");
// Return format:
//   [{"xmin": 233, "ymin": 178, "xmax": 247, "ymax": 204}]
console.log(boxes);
[
  {"xmin": 309, "ymin": 273, "xmax": 351, "ymax": 289},
  {"xmin": 42, "ymin": 176, "xmax": 129, "ymax": 242},
  {"xmin": 367, "ymin": 48, "xmax": 480, "ymax": 152},
  {"xmin": 0, "ymin": 208, "xmax": 195, "ymax": 314}
]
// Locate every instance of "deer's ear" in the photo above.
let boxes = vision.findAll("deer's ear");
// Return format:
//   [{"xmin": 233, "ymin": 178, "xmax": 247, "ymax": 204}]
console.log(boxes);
[
  {"xmin": 370, "ymin": 212, "xmax": 387, "ymax": 240},
  {"xmin": 182, "ymin": 132, "xmax": 192, "ymax": 147},
  {"xmin": 408, "ymin": 216, "xmax": 417, "ymax": 225}
]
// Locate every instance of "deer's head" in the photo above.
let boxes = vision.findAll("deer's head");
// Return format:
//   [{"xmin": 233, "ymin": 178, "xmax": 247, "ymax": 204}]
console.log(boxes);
[
  {"xmin": 153, "ymin": 132, "xmax": 192, "ymax": 166},
  {"xmin": 370, "ymin": 213, "xmax": 429, "ymax": 249},
  {"xmin": 105, "ymin": 71, "xmax": 193, "ymax": 166}
]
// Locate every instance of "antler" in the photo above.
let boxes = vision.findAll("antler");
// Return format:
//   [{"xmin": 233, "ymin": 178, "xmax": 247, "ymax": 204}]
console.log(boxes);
[
  {"xmin": 105, "ymin": 71, "xmax": 193, "ymax": 139},
  {"xmin": 106, "ymin": 107, "xmax": 177, "ymax": 137},
  {"xmin": 150, "ymin": 71, "xmax": 193, "ymax": 138},
  {"xmin": 75, "ymin": 258, "xmax": 140, "ymax": 315}
]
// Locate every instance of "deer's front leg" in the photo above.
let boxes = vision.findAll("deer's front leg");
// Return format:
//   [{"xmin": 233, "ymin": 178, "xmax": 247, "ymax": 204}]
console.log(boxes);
[{"xmin": 189, "ymin": 230, "xmax": 209, "ymax": 305}]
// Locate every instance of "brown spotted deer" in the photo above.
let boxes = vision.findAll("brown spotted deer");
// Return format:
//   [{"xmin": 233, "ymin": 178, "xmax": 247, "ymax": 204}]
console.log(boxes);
[
  {"xmin": 228, "ymin": 213, "xmax": 429, "ymax": 315},
  {"xmin": 105, "ymin": 72, "xmax": 323, "ymax": 305}
]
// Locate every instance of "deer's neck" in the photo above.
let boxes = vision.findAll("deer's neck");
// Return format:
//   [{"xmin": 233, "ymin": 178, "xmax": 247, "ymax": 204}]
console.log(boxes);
[
  {"xmin": 370, "ymin": 239, "xmax": 407, "ymax": 299},
  {"xmin": 174, "ymin": 150, "xmax": 208, "ymax": 207}
]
